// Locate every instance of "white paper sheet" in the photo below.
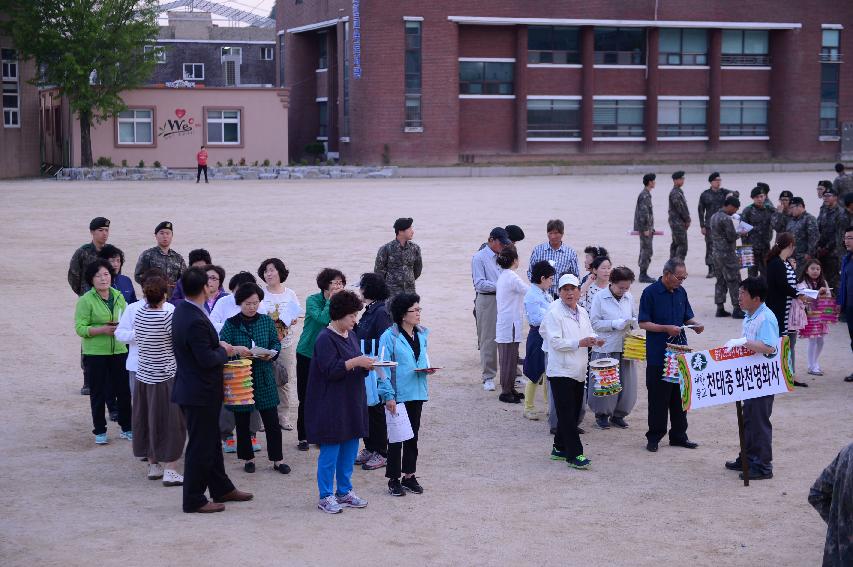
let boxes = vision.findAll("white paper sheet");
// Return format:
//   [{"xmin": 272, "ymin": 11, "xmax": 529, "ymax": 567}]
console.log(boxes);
[{"xmin": 385, "ymin": 402, "xmax": 414, "ymax": 443}]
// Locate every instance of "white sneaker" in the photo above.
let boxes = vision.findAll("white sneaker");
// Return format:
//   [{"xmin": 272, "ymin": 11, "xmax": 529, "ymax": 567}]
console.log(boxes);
[
  {"xmin": 318, "ymin": 495, "xmax": 343, "ymax": 514},
  {"xmin": 483, "ymin": 379, "xmax": 496, "ymax": 391},
  {"xmin": 162, "ymin": 469, "xmax": 183, "ymax": 486},
  {"xmin": 354, "ymin": 448, "xmax": 372, "ymax": 465},
  {"xmin": 147, "ymin": 463, "xmax": 164, "ymax": 480},
  {"xmin": 523, "ymin": 410, "xmax": 540, "ymax": 421}
]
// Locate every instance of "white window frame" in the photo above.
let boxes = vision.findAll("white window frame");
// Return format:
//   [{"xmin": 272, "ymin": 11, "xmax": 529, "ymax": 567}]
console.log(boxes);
[
  {"xmin": 183, "ymin": 63, "xmax": 204, "ymax": 80},
  {"xmin": 2, "ymin": 49, "xmax": 19, "ymax": 128},
  {"xmin": 720, "ymin": 97, "xmax": 769, "ymax": 139},
  {"xmin": 657, "ymin": 97, "xmax": 709, "ymax": 139},
  {"xmin": 206, "ymin": 109, "xmax": 241, "ymax": 145},
  {"xmin": 260, "ymin": 46, "xmax": 274, "ymax": 61},
  {"xmin": 116, "ymin": 109, "xmax": 153, "ymax": 144},
  {"xmin": 144, "ymin": 45, "xmax": 166, "ymax": 64},
  {"xmin": 221, "ymin": 47, "xmax": 243, "ymax": 63}
]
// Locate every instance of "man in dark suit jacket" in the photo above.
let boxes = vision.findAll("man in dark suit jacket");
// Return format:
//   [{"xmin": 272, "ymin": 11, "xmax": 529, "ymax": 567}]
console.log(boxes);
[{"xmin": 172, "ymin": 267, "xmax": 253, "ymax": 513}]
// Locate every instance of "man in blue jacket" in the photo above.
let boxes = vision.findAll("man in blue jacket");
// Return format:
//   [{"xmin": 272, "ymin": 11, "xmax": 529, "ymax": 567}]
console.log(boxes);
[
  {"xmin": 172, "ymin": 267, "xmax": 253, "ymax": 513},
  {"xmin": 840, "ymin": 226, "xmax": 853, "ymax": 383}
]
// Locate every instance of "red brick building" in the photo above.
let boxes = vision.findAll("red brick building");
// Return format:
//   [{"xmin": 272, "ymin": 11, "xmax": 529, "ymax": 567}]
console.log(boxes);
[{"xmin": 277, "ymin": 1, "xmax": 851, "ymax": 165}]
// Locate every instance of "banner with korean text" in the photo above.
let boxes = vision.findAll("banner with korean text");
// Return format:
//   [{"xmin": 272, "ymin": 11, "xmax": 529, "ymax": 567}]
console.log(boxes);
[{"xmin": 678, "ymin": 336, "xmax": 794, "ymax": 411}]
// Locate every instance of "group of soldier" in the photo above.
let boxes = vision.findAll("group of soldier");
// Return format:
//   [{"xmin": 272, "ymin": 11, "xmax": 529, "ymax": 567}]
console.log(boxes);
[{"xmin": 634, "ymin": 162, "xmax": 853, "ymax": 318}]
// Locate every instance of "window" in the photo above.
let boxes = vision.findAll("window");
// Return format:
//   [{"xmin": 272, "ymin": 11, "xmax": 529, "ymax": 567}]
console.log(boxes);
[
  {"xmin": 720, "ymin": 99, "xmax": 768, "ymax": 137},
  {"xmin": 117, "ymin": 109, "xmax": 153, "ymax": 144},
  {"xmin": 593, "ymin": 99, "xmax": 645, "ymax": 137},
  {"xmin": 207, "ymin": 109, "xmax": 241, "ymax": 144},
  {"xmin": 658, "ymin": 29, "xmax": 708, "ymax": 65},
  {"xmin": 144, "ymin": 45, "xmax": 166, "ymax": 64},
  {"xmin": 820, "ymin": 64, "xmax": 840, "ymax": 136},
  {"xmin": 221, "ymin": 47, "xmax": 242, "ymax": 62},
  {"xmin": 594, "ymin": 28, "xmax": 646, "ymax": 65},
  {"xmin": 223, "ymin": 60, "xmax": 240, "ymax": 86},
  {"xmin": 2, "ymin": 48, "xmax": 19, "ymax": 128},
  {"xmin": 821, "ymin": 29, "xmax": 841, "ymax": 63},
  {"xmin": 317, "ymin": 32, "xmax": 328, "ymax": 69},
  {"xmin": 317, "ymin": 101, "xmax": 328, "ymax": 138},
  {"xmin": 658, "ymin": 99, "xmax": 707, "ymax": 137},
  {"xmin": 459, "ymin": 61, "xmax": 514, "ymax": 95},
  {"xmin": 404, "ymin": 20, "xmax": 422, "ymax": 129},
  {"xmin": 528, "ymin": 26, "xmax": 580, "ymax": 64},
  {"xmin": 721, "ymin": 30, "xmax": 769, "ymax": 65},
  {"xmin": 183, "ymin": 63, "xmax": 204, "ymax": 80},
  {"xmin": 260, "ymin": 47, "xmax": 274, "ymax": 61},
  {"xmin": 527, "ymin": 99, "xmax": 581, "ymax": 138}
]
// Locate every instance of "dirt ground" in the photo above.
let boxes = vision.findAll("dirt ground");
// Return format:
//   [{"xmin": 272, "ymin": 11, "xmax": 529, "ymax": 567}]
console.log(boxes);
[{"xmin": 0, "ymin": 172, "xmax": 850, "ymax": 567}]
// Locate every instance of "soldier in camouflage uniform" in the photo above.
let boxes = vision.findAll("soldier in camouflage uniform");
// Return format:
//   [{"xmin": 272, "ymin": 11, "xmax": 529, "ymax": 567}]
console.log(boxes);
[
  {"xmin": 668, "ymin": 170, "xmax": 690, "ymax": 262},
  {"xmin": 374, "ymin": 217, "xmax": 423, "ymax": 297},
  {"xmin": 832, "ymin": 162, "xmax": 853, "ymax": 200},
  {"xmin": 740, "ymin": 186, "xmax": 775, "ymax": 278},
  {"xmin": 771, "ymin": 189, "xmax": 794, "ymax": 236},
  {"xmin": 817, "ymin": 188, "xmax": 847, "ymax": 291},
  {"xmin": 634, "ymin": 173, "xmax": 656, "ymax": 283},
  {"xmin": 68, "ymin": 217, "xmax": 111, "ymax": 296},
  {"xmin": 809, "ymin": 441, "xmax": 853, "ymax": 567},
  {"xmin": 785, "ymin": 197, "xmax": 819, "ymax": 273},
  {"xmin": 698, "ymin": 172, "xmax": 737, "ymax": 278},
  {"xmin": 709, "ymin": 196, "xmax": 745, "ymax": 318},
  {"xmin": 134, "ymin": 221, "xmax": 187, "ymax": 296}
]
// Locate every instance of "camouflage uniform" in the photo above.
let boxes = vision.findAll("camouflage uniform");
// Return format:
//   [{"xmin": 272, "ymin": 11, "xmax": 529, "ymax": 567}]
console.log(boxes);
[
  {"xmin": 134, "ymin": 247, "xmax": 187, "ymax": 295},
  {"xmin": 698, "ymin": 187, "xmax": 736, "ymax": 271},
  {"xmin": 374, "ymin": 239, "xmax": 423, "ymax": 296},
  {"xmin": 786, "ymin": 213, "xmax": 819, "ymax": 272},
  {"xmin": 818, "ymin": 203, "xmax": 846, "ymax": 290},
  {"xmin": 709, "ymin": 210, "xmax": 741, "ymax": 309},
  {"xmin": 634, "ymin": 188, "xmax": 654, "ymax": 273},
  {"xmin": 808, "ymin": 442, "xmax": 853, "ymax": 567},
  {"xmin": 832, "ymin": 172, "xmax": 853, "ymax": 200},
  {"xmin": 67, "ymin": 242, "xmax": 102, "ymax": 296},
  {"xmin": 668, "ymin": 185, "xmax": 691, "ymax": 261},
  {"xmin": 771, "ymin": 209, "xmax": 791, "ymax": 236},
  {"xmin": 740, "ymin": 203, "xmax": 774, "ymax": 278}
]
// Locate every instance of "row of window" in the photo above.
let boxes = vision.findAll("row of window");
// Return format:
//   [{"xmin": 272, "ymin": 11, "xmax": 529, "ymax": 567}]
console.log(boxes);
[
  {"xmin": 179, "ymin": 62, "xmax": 242, "ymax": 85},
  {"xmin": 143, "ymin": 45, "xmax": 274, "ymax": 64},
  {"xmin": 117, "ymin": 108, "xmax": 241, "ymax": 145},
  {"xmin": 527, "ymin": 99, "xmax": 768, "ymax": 139},
  {"xmin": 2, "ymin": 48, "xmax": 19, "ymax": 128},
  {"xmin": 820, "ymin": 29, "xmax": 841, "ymax": 137}
]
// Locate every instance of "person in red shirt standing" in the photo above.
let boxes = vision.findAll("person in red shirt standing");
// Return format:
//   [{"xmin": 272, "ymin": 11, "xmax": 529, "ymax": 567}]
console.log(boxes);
[{"xmin": 196, "ymin": 145, "xmax": 208, "ymax": 184}]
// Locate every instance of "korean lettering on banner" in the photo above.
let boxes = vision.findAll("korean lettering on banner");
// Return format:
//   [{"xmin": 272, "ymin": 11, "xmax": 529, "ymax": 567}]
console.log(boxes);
[
  {"xmin": 352, "ymin": 0, "xmax": 362, "ymax": 79},
  {"xmin": 678, "ymin": 336, "xmax": 794, "ymax": 411}
]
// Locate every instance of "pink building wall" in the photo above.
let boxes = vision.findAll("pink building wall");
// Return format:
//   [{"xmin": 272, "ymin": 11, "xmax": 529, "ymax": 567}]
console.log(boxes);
[{"xmin": 70, "ymin": 87, "xmax": 289, "ymax": 168}]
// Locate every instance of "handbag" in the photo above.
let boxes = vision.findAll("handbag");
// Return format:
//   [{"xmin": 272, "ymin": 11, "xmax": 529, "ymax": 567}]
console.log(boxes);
[{"xmin": 787, "ymin": 298, "xmax": 807, "ymax": 331}]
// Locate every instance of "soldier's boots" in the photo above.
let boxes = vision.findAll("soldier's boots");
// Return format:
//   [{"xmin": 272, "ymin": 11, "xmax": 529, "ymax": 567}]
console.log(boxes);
[
  {"xmin": 638, "ymin": 271, "xmax": 655, "ymax": 284},
  {"xmin": 715, "ymin": 304, "xmax": 731, "ymax": 317},
  {"xmin": 731, "ymin": 308, "xmax": 746, "ymax": 319}
]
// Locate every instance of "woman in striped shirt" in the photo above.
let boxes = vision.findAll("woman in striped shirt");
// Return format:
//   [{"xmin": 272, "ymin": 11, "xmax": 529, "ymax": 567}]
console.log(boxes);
[
  {"xmin": 132, "ymin": 275, "xmax": 187, "ymax": 486},
  {"xmin": 765, "ymin": 232, "xmax": 807, "ymax": 386}
]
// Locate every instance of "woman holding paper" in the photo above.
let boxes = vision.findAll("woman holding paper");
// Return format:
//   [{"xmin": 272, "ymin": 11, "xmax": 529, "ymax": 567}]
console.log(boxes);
[
  {"xmin": 379, "ymin": 293, "xmax": 435, "ymax": 497},
  {"xmin": 765, "ymin": 233, "xmax": 808, "ymax": 385},
  {"xmin": 305, "ymin": 290, "xmax": 374, "ymax": 514},
  {"xmin": 219, "ymin": 282, "xmax": 289, "ymax": 475}
]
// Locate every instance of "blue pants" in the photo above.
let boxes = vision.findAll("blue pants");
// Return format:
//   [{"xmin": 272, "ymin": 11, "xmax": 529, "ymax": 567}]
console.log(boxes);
[{"xmin": 317, "ymin": 438, "xmax": 359, "ymax": 499}]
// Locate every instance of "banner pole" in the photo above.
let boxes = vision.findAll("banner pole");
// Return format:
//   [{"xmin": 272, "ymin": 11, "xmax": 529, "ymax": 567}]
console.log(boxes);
[{"xmin": 736, "ymin": 400, "xmax": 749, "ymax": 487}]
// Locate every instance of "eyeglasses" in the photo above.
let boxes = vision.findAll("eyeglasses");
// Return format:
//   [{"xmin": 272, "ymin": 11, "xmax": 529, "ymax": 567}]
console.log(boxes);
[
  {"xmin": 407, "ymin": 308, "xmax": 423, "ymax": 313},
  {"xmin": 668, "ymin": 273, "xmax": 688, "ymax": 281},
  {"xmin": 207, "ymin": 275, "xmax": 220, "ymax": 281}
]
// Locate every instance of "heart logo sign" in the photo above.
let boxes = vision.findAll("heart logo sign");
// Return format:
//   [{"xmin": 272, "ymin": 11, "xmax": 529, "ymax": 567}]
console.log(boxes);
[{"xmin": 175, "ymin": 108, "xmax": 186, "ymax": 118}]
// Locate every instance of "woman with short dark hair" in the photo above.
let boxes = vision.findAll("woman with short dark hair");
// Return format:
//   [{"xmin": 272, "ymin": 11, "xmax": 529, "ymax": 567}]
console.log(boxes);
[
  {"xmin": 98, "ymin": 244, "xmax": 137, "ymax": 304},
  {"xmin": 523, "ymin": 260, "xmax": 556, "ymax": 420},
  {"xmin": 295, "ymin": 268, "xmax": 346, "ymax": 451},
  {"xmin": 305, "ymin": 290, "xmax": 374, "ymax": 513},
  {"xmin": 495, "ymin": 246, "xmax": 528, "ymax": 403},
  {"xmin": 202, "ymin": 264, "xmax": 228, "ymax": 313}
]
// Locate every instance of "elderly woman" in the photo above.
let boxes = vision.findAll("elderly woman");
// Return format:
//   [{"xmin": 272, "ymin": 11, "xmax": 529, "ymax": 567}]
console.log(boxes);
[
  {"xmin": 305, "ymin": 290, "xmax": 374, "ymax": 514},
  {"xmin": 75, "ymin": 259, "xmax": 131, "ymax": 444},
  {"xmin": 295, "ymin": 268, "xmax": 346, "ymax": 451},
  {"xmin": 98, "ymin": 244, "xmax": 137, "ymax": 304},
  {"xmin": 219, "ymin": 283, "xmax": 289, "ymax": 475},
  {"xmin": 522, "ymin": 260, "xmax": 555, "ymax": 420},
  {"xmin": 540, "ymin": 274, "xmax": 603, "ymax": 470},
  {"xmin": 588, "ymin": 266, "xmax": 638, "ymax": 430},
  {"xmin": 380, "ymin": 293, "xmax": 435, "ymax": 497},
  {"xmin": 131, "ymin": 274, "xmax": 186, "ymax": 486},
  {"xmin": 495, "ymin": 246, "xmax": 529, "ymax": 403},
  {"xmin": 203, "ymin": 264, "xmax": 229, "ymax": 314},
  {"xmin": 353, "ymin": 273, "xmax": 394, "ymax": 471}
]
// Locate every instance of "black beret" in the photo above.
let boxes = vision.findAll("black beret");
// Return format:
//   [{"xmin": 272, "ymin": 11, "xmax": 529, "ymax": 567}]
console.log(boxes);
[
  {"xmin": 393, "ymin": 217, "xmax": 413, "ymax": 232},
  {"xmin": 823, "ymin": 187, "xmax": 837, "ymax": 197},
  {"xmin": 708, "ymin": 172, "xmax": 721, "ymax": 183},
  {"xmin": 671, "ymin": 170, "xmax": 685, "ymax": 180},
  {"xmin": 779, "ymin": 190, "xmax": 794, "ymax": 199},
  {"xmin": 789, "ymin": 197, "xmax": 805, "ymax": 207},
  {"xmin": 818, "ymin": 180, "xmax": 833, "ymax": 190},
  {"xmin": 89, "ymin": 217, "xmax": 110, "ymax": 231},
  {"xmin": 155, "ymin": 221, "xmax": 173, "ymax": 233},
  {"xmin": 750, "ymin": 186, "xmax": 764, "ymax": 198},
  {"xmin": 756, "ymin": 182, "xmax": 769, "ymax": 192},
  {"xmin": 505, "ymin": 224, "xmax": 525, "ymax": 242}
]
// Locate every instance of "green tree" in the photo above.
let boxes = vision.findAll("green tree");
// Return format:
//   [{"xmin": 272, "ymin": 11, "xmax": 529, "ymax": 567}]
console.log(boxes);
[{"xmin": 0, "ymin": 0, "xmax": 160, "ymax": 166}]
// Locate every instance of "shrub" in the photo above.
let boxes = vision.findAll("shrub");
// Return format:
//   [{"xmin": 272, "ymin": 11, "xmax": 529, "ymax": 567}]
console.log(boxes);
[
  {"xmin": 304, "ymin": 142, "xmax": 325, "ymax": 160},
  {"xmin": 263, "ymin": 159, "xmax": 270, "ymax": 167},
  {"xmin": 153, "ymin": 160, "xmax": 161, "ymax": 168},
  {"xmin": 137, "ymin": 160, "xmax": 145, "ymax": 168},
  {"xmin": 121, "ymin": 159, "xmax": 128, "ymax": 167},
  {"xmin": 95, "ymin": 156, "xmax": 113, "ymax": 167},
  {"xmin": 227, "ymin": 158, "xmax": 234, "ymax": 166},
  {"xmin": 239, "ymin": 157, "xmax": 246, "ymax": 166},
  {"xmin": 216, "ymin": 161, "xmax": 223, "ymax": 167},
  {"xmin": 276, "ymin": 160, "xmax": 282, "ymax": 166}
]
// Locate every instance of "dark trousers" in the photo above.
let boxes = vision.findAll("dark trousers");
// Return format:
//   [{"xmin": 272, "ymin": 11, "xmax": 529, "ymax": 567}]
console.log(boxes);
[
  {"xmin": 846, "ymin": 306, "xmax": 853, "ymax": 355},
  {"xmin": 196, "ymin": 164, "xmax": 208, "ymax": 182},
  {"xmin": 296, "ymin": 353, "xmax": 311, "ymax": 441},
  {"xmin": 645, "ymin": 364, "xmax": 688, "ymax": 444},
  {"xmin": 747, "ymin": 249, "xmax": 768, "ymax": 279},
  {"xmin": 386, "ymin": 400, "xmax": 423, "ymax": 480},
  {"xmin": 364, "ymin": 402, "xmax": 388, "ymax": 456},
  {"xmin": 234, "ymin": 407, "xmax": 282, "ymax": 462},
  {"xmin": 549, "ymin": 377, "xmax": 585, "ymax": 458},
  {"xmin": 821, "ymin": 255, "xmax": 840, "ymax": 291},
  {"xmin": 83, "ymin": 353, "xmax": 130, "ymax": 435},
  {"xmin": 181, "ymin": 404, "xmax": 236, "ymax": 512},
  {"xmin": 743, "ymin": 395, "xmax": 774, "ymax": 473}
]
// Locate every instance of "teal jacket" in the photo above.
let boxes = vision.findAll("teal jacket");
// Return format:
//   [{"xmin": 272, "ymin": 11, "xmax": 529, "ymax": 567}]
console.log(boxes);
[
  {"xmin": 378, "ymin": 325, "xmax": 430, "ymax": 403},
  {"xmin": 75, "ymin": 288, "xmax": 128, "ymax": 356}
]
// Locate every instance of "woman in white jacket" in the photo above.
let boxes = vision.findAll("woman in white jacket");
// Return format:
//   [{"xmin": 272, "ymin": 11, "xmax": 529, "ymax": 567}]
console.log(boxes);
[
  {"xmin": 540, "ymin": 274, "xmax": 603, "ymax": 470},
  {"xmin": 495, "ymin": 246, "xmax": 529, "ymax": 403}
]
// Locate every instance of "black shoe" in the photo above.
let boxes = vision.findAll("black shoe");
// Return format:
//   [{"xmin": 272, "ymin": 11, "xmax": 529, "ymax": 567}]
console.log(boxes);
[
  {"xmin": 109, "ymin": 410, "xmax": 119, "ymax": 422},
  {"xmin": 610, "ymin": 416, "xmax": 629, "ymax": 429},
  {"xmin": 594, "ymin": 416, "xmax": 611, "ymax": 429},
  {"xmin": 639, "ymin": 273, "xmax": 655, "ymax": 284},
  {"xmin": 725, "ymin": 458, "xmax": 742, "ymax": 471},
  {"xmin": 845, "ymin": 374, "xmax": 853, "ymax": 383},
  {"xmin": 670, "ymin": 439, "xmax": 699, "ymax": 449},
  {"xmin": 706, "ymin": 269, "xmax": 714, "ymax": 279},
  {"xmin": 388, "ymin": 479, "xmax": 405, "ymax": 497},
  {"xmin": 577, "ymin": 427, "xmax": 586, "ymax": 435},
  {"xmin": 498, "ymin": 393, "xmax": 521, "ymax": 404},
  {"xmin": 401, "ymin": 475, "xmax": 424, "ymax": 494},
  {"xmin": 274, "ymin": 462, "xmax": 291, "ymax": 474},
  {"xmin": 740, "ymin": 470, "xmax": 773, "ymax": 481},
  {"xmin": 513, "ymin": 391, "xmax": 525, "ymax": 400},
  {"xmin": 80, "ymin": 386, "xmax": 90, "ymax": 396},
  {"xmin": 731, "ymin": 308, "xmax": 746, "ymax": 319},
  {"xmin": 715, "ymin": 306, "xmax": 731, "ymax": 317},
  {"xmin": 646, "ymin": 441, "xmax": 659, "ymax": 452},
  {"xmin": 550, "ymin": 427, "xmax": 557, "ymax": 435},
  {"xmin": 244, "ymin": 461, "xmax": 255, "ymax": 473},
  {"xmin": 793, "ymin": 380, "xmax": 809, "ymax": 387},
  {"xmin": 297, "ymin": 441, "xmax": 309, "ymax": 451}
]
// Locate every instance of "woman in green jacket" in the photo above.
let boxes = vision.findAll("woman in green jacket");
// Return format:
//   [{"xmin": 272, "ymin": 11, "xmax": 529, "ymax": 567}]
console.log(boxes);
[
  {"xmin": 294, "ymin": 268, "xmax": 345, "ymax": 451},
  {"xmin": 75, "ymin": 259, "xmax": 131, "ymax": 445}
]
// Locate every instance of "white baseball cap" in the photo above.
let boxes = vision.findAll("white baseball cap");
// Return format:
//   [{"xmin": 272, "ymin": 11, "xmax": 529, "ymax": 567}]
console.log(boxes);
[{"xmin": 558, "ymin": 273, "xmax": 580, "ymax": 289}]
